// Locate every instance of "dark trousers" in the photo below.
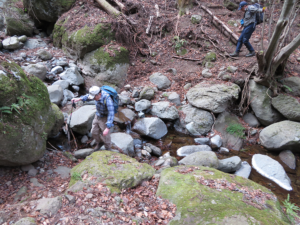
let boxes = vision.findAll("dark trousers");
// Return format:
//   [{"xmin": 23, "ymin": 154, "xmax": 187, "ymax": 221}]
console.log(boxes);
[{"xmin": 236, "ymin": 23, "xmax": 255, "ymax": 53}]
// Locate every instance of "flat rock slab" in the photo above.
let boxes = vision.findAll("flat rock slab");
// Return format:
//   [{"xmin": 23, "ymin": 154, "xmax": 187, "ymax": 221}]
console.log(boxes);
[
  {"xmin": 111, "ymin": 132, "xmax": 134, "ymax": 156},
  {"xmin": 54, "ymin": 166, "xmax": 71, "ymax": 179},
  {"xmin": 279, "ymin": 150, "xmax": 296, "ymax": 170},
  {"xmin": 234, "ymin": 161, "xmax": 252, "ymax": 179},
  {"xmin": 74, "ymin": 148, "xmax": 94, "ymax": 159},
  {"xmin": 252, "ymin": 154, "xmax": 292, "ymax": 191},
  {"xmin": 177, "ymin": 145, "xmax": 212, "ymax": 157},
  {"xmin": 179, "ymin": 151, "xmax": 218, "ymax": 168},
  {"xmin": 35, "ymin": 196, "xmax": 62, "ymax": 216},
  {"xmin": 69, "ymin": 151, "xmax": 155, "ymax": 193},
  {"xmin": 156, "ymin": 166, "xmax": 286, "ymax": 224}
]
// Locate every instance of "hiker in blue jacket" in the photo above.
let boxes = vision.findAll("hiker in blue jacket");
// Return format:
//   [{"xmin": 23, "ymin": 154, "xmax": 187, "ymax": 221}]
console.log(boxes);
[
  {"xmin": 230, "ymin": 1, "xmax": 266, "ymax": 57},
  {"xmin": 72, "ymin": 86, "xmax": 114, "ymax": 150}
]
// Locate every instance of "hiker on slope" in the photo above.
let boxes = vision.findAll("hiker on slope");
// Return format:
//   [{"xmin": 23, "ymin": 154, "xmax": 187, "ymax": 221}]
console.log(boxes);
[
  {"xmin": 72, "ymin": 86, "xmax": 114, "ymax": 151},
  {"xmin": 230, "ymin": 1, "xmax": 266, "ymax": 57}
]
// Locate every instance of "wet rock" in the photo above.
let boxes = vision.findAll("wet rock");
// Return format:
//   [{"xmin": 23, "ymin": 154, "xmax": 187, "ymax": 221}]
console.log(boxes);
[
  {"xmin": 179, "ymin": 151, "xmax": 218, "ymax": 168},
  {"xmin": 202, "ymin": 69, "xmax": 212, "ymax": 78},
  {"xmin": 218, "ymin": 156, "xmax": 242, "ymax": 172},
  {"xmin": 14, "ymin": 217, "xmax": 37, "ymax": 225},
  {"xmin": 37, "ymin": 49, "xmax": 53, "ymax": 61},
  {"xmin": 272, "ymin": 94, "xmax": 300, "ymax": 122},
  {"xmin": 74, "ymin": 148, "xmax": 95, "ymax": 159},
  {"xmin": 135, "ymin": 99, "xmax": 151, "ymax": 111},
  {"xmin": 187, "ymin": 81, "xmax": 240, "ymax": 113},
  {"xmin": 145, "ymin": 143, "xmax": 162, "ymax": 156},
  {"xmin": 132, "ymin": 117, "xmax": 168, "ymax": 139},
  {"xmin": 259, "ymin": 121, "xmax": 300, "ymax": 151},
  {"xmin": 151, "ymin": 101, "xmax": 179, "ymax": 120},
  {"xmin": 2, "ymin": 37, "xmax": 21, "ymax": 50},
  {"xmin": 114, "ymin": 108, "xmax": 135, "ymax": 124},
  {"xmin": 252, "ymin": 154, "xmax": 292, "ymax": 191},
  {"xmin": 279, "ymin": 150, "xmax": 296, "ymax": 169},
  {"xmin": 210, "ymin": 135, "xmax": 222, "ymax": 149},
  {"xmin": 234, "ymin": 161, "xmax": 251, "ymax": 179},
  {"xmin": 68, "ymin": 105, "xmax": 96, "ymax": 135},
  {"xmin": 54, "ymin": 166, "xmax": 71, "ymax": 179},
  {"xmin": 59, "ymin": 67, "xmax": 84, "ymax": 85},
  {"xmin": 177, "ymin": 145, "xmax": 212, "ymax": 157},
  {"xmin": 24, "ymin": 64, "xmax": 47, "ymax": 80},
  {"xmin": 47, "ymin": 85, "xmax": 64, "ymax": 105},
  {"xmin": 194, "ymin": 138, "xmax": 210, "ymax": 145},
  {"xmin": 249, "ymin": 80, "xmax": 283, "ymax": 126},
  {"xmin": 139, "ymin": 86, "xmax": 155, "ymax": 100},
  {"xmin": 36, "ymin": 196, "xmax": 62, "ymax": 216},
  {"xmin": 111, "ymin": 132, "xmax": 134, "ymax": 156},
  {"xmin": 149, "ymin": 72, "xmax": 171, "ymax": 90},
  {"xmin": 52, "ymin": 80, "xmax": 70, "ymax": 90},
  {"xmin": 243, "ymin": 113, "xmax": 260, "ymax": 127}
]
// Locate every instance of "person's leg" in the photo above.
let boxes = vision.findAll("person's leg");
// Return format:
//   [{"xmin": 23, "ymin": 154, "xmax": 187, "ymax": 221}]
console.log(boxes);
[
  {"xmin": 230, "ymin": 29, "xmax": 245, "ymax": 57},
  {"xmin": 91, "ymin": 115, "xmax": 102, "ymax": 150},
  {"xmin": 98, "ymin": 117, "xmax": 112, "ymax": 150},
  {"xmin": 242, "ymin": 24, "xmax": 256, "ymax": 56}
]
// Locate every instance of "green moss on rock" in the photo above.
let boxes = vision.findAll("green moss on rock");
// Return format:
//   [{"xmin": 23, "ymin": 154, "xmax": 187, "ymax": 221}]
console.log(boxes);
[
  {"xmin": 69, "ymin": 151, "xmax": 155, "ymax": 193},
  {"xmin": 157, "ymin": 166, "xmax": 288, "ymax": 225}
]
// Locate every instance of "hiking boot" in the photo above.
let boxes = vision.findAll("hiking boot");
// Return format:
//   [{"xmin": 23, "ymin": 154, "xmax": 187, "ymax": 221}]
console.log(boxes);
[
  {"xmin": 229, "ymin": 52, "xmax": 239, "ymax": 57},
  {"xmin": 245, "ymin": 51, "xmax": 255, "ymax": 57},
  {"xmin": 94, "ymin": 143, "xmax": 101, "ymax": 151}
]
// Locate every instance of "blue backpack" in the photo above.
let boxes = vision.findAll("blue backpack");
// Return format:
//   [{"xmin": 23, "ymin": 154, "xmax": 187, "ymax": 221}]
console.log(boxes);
[
  {"xmin": 101, "ymin": 85, "xmax": 119, "ymax": 114},
  {"xmin": 253, "ymin": 3, "xmax": 264, "ymax": 25}
]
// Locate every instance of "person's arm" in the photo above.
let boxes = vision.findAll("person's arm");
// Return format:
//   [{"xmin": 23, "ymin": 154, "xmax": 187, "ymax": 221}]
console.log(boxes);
[
  {"xmin": 72, "ymin": 94, "xmax": 89, "ymax": 103},
  {"xmin": 105, "ymin": 96, "xmax": 115, "ymax": 129},
  {"xmin": 248, "ymin": 5, "xmax": 264, "ymax": 13}
]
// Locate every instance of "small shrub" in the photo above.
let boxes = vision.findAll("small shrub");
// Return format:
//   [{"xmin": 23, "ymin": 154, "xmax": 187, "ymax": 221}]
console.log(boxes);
[
  {"xmin": 226, "ymin": 123, "xmax": 246, "ymax": 139},
  {"xmin": 283, "ymin": 194, "xmax": 300, "ymax": 224},
  {"xmin": 71, "ymin": 172, "xmax": 82, "ymax": 181}
]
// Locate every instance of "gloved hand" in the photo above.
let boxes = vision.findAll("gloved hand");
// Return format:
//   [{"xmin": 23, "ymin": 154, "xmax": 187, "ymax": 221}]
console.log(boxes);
[{"xmin": 240, "ymin": 19, "xmax": 244, "ymax": 25}]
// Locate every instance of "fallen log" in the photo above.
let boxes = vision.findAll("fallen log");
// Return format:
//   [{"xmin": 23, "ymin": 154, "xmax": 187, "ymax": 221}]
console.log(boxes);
[
  {"xmin": 112, "ymin": 0, "xmax": 125, "ymax": 12},
  {"xmin": 95, "ymin": 0, "xmax": 121, "ymax": 17},
  {"xmin": 200, "ymin": 5, "xmax": 239, "ymax": 44}
]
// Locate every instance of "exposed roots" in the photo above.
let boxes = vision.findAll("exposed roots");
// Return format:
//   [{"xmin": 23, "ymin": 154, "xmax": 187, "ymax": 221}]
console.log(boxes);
[{"xmin": 111, "ymin": 18, "xmax": 136, "ymax": 47}]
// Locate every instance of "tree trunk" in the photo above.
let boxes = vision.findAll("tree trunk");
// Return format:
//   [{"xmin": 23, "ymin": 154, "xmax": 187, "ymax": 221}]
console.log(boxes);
[{"xmin": 95, "ymin": 0, "xmax": 121, "ymax": 17}]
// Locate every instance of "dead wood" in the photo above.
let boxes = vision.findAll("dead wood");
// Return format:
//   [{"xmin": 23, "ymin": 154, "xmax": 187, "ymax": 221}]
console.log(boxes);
[
  {"xmin": 172, "ymin": 56, "xmax": 203, "ymax": 61},
  {"xmin": 95, "ymin": 0, "xmax": 122, "ymax": 17}
]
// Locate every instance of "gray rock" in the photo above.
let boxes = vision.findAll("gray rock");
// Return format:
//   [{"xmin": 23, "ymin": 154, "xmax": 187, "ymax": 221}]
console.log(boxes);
[
  {"xmin": 118, "ymin": 94, "xmax": 131, "ymax": 106},
  {"xmin": 243, "ymin": 113, "xmax": 260, "ymax": 127},
  {"xmin": 139, "ymin": 86, "xmax": 155, "ymax": 100},
  {"xmin": 205, "ymin": 62, "xmax": 215, "ymax": 69},
  {"xmin": 191, "ymin": 15, "xmax": 202, "ymax": 24},
  {"xmin": 21, "ymin": 164, "xmax": 34, "ymax": 172},
  {"xmin": 132, "ymin": 89, "xmax": 140, "ymax": 98},
  {"xmin": 2, "ymin": 37, "xmax": 20, "ymax": 50},
  {"xmin": 214, "ymin": 111, "xmax": 244, "ymax": 151},
  {"xmin": 252, "ymin": 154, "xmax": 292, "ymax": 191},
  {"xmin": 221, "ymin": 74, "xmax": 232, "ymax": 81},
  {"xmin": 68, "ymin": 105, "xmax": 96, "ymax": 135},
  {"xmin": 227, "ymin": 66, "xmax": 238, "ymax": 73},
  {"xmin": 51, "ymin": 66, "xmax": 63, "ymax": 74},
  {"xmin": 167, "ymin": 68, "xmax": 177, "ymax": 75},
  {"xmin": 162, "ymin": 156, "xmax": 178, "ymax": 167},
  {"xmin": 24, "ymin": 39, "xmax": 47, "ymax": 49},
  {"xmin": 14, "ymin": 186, "xmax": 28, "ymax": 201},
  {"xmin": 219, "ymin": 147, "xmax": 230, "ymax": 154},
  {"xmin": 14, "ymin": 217, "xmax": 37, "ymax": 225},
  {"xmin": 36, "ymin": 196, "xmax": 62, "ymax": 216},
  {"xmin": 47, "ymin": 85, "xmax": 64, "ymax": 105},
  {"xmin": 202, "ymin": 69, "xmax": 212, "ymax": 78},
  {"xmin": 145, "ymin": 143, "xmax": 162, "ymax": 156},
  {"xmin": 179, "ymin": 151, "xmax": 218, "ymax": 168},
  {"xmin": 177, "ymin": 145, "xmax": 212, "ymax": 157},
  {"xmin": 167, "ymin": 92, "xmax": 181, "ymax": 106},
  {"xmin": 184, "ymin": 83, "xmax": 191, "ymax": 90},
  {"xmin": 259, "ymin": 121, "xmax": 300, "ymax": 151},
  {"xmin": 65, "ymin": 195, "xmax": 76, "ymax": 204},
  {"xmin": 28, "ymin": 168, "xmax": 38, "ymax": 176},
  {"xmin": 205, "ymin": 52, "xmax": 216, "ymax": 62},
  {"xmin": 18, "ymin": 35, "xmax": 27, "ymax": 43},
  {"xmin": 52, "ymin": 80, "xmax": 70, "ymax": 90},
  {"xmin": 63, "ymin": 89, "xmax": 74, "ymax": 101},
  {"xmin": 174, "ymin": 119, "xmax": 189, "ymax": 135},
  {"xmin": 59, "ymin": 67, "xmax": 84, "ymax": 85},
  {"xmin": 20, "ymin": 52, "xmax": 27, "ymax": 58},
  {"xmin": 24, "ymin": 64, "xmax": 47, "ymax": 80},
  {"xmin": 281, "ymin": 76, "xmax": 300, "ymax": 97},
  {"xmin": 249, "ymin": 80, "xmax": 283, "ymax": 126},
  {"xmin": 210, "ymin": 135, "xmax": 223, "ymax": 149},
  {"xmin": 279, "ymin": 150, "xmax": 296, "ymax": 170},
  {"xmin": 272, "ymin": 94, "xmax": 300, "ymax": 122},
  {"xmin": 54, "ymin": 166, "xmax": 71, "ymax": 179},
  {"xmin": 114, "ymin": 108, "xmax": 135, "ymax": 124},
  {"xmin": 74, "ymin": 148, "xmax": 95, "ymax": 159},
  {"xmin": 218, "ymin": 156, "xmax": 242, "ymax": 172},
  {"xmin": 37, "ymin": 49, "xmax": 53, "ymax": 61},
  {"xmin": 111, "ymin": 132, "xmax": 134, "ymax": 156},
  {"xmin": 179, "ymin": 104, "xmax": 214, "ymax": 136},
  {"xmin": 81, "ymin": 135, "xmax": 89, "ymax": 144},
  {"xmin": 30, "ymin": 178, "xmax": 44, "ymax": 187},
  {"xmin": 138, "ymin": 111, "xmax": 145, "ymax": 118},
  {"xmin": 135, "ymin": 99, "xmax": 151, "ymax": 111},
  {"xmin": 151, "ymin": 101, "xmax": 179, "ymax": 120},
  {"xmin": 234, "ymin": 161, "xmax": 251, "ymax": 179},
  {"xmin": 57, "ymin": 60, "xmax": 69, "ymax": 67},
  {"xmin": 149, "ymin": 72, "xmax": 171, "ymax": 90},
  {"xmin": 72, "ymin": 85, "xmax": 80, "ymax": 92},
  {"xmin": 187, "ymin": 81, "xmax": 240, "ymax": 113},
  {"xmin": 132, "ymin": 117, "xmax": 168, "ymax": 139},
  {"xmin": 194, "ymin": 138, "xmax": 210, "ymax": 145}
]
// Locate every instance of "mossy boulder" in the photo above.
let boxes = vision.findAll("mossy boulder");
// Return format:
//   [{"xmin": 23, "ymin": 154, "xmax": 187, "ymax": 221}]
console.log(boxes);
[
  {"xmin": 69, "ymin": 151, "xmax": 155, "ymax": 193},
  {"xmin": 23, "ymin": 0, "xmax": 76, "ymax": 22},
  {"xmin": 205, "ymin": 52, "xmax": 216, "ymax": 62},
  {"xmin": 156, "ymin": 165, "xmax": 288, "ymax": 225},
  {"xmin": 53, "ymin": 18, "xmax": 114, "ymax": 60},
  {"xmin": 224, "ymin": 0, "xmax": 238, "ymax": 11},
  {"xmin": 48, "ymin": 103, "xmax": 64, "ymax": 138},
  {"xmin": 78, "ymin": 44, "xmax": 129, "ymax": 88},
  {"xmin": 0, "ymin": 62, "xmax": 56, "ymax": 166}
]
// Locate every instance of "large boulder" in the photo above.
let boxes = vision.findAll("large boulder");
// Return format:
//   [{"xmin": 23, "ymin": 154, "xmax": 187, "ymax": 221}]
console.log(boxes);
[
  {"xmin": 24, "ymin": 64, "xmax": 47, "ymax": 81},
  {"xmin": 68, "ymin": 105, "xmax": 96, "ymax": 135},
  {"xmin": 132, "ymin": 117, "xmax": 167, "ymax": 139},
  {"xmin": 0, "ymin": 62, "xmax": 56, "ymax": 166},
  {"xmin": 156, "ymin": 166, "xmax": 287, "ymax": 224},
  {"xmin": 53, "ymin": 19, "xmax": 114, "ymax": 60},
  {"xmin": 70, "ymin": 151, "xmax": 155, "ymax": 193},
  {"xmin": 272, "ymin": 94, "xmax": 300, "ymax": 122},
  {"xmin": 23, "ymin": 0, "xmax": 76, "ymax": 22},
  {"xmin": 259, "ymin": 120, "xmax": 300, "ymax": 151},
  {"xmin": 78, "ymin": 45, "xmax": 129, "ymax": 88},
  {"xmin": 281, "ymin": 76, "xmax": 300, "ymax": 97},
  {"xmin": 149, "ymin": 72, "xmax": 171, "ymax": 90},
  {"xmin": 48, "ymin": 103, "xmax": 64, "ymax": 137},
  {"xmin": 47, "ymin": 85, "xmax": 64, "ymax": 105},
  {"xmin": 59, "ymin": 67, "xmax": 84, "ymax": 86},
  {"xmin": 214, "ymin": 111, "xmax": 244, "ymax": 151},
  {"xmin": 224, "ymin": 0, "xmax": 238, "ymax": 11},
  {"xmin": 179, "ymin": 151, "xmax": 218, "ymax": 168},
  {"xmin": 2, "ymin": 37, "xmax": 21, "ymax": 50},
  {"xmin": 135, "ymin": 99, "xmax": 151, "ymax": 111},
  {"xmin": 252, "ymin": 154, "xmax": 292, "ymax": 191},
  {"xmin": 187, "ymin": 81, "xmax": 240, "ymax": 113},
  {"xmin": 249, "ymin": 80, "xmax": 283, "ymax": 126},
  {"xmin": 151, "ymin": 101, "xmax": 179, "ymax": 120},
  {"xmin": 111, "ymin": 132, "xmax": 134, "ymax": 156},
  {"xmin": 178, "ymin": 104, "xmax": 213, "ymax": 136},
  {"xmin": 139, "ymin": 86, "xmax": 155, "ymax": 100}
]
